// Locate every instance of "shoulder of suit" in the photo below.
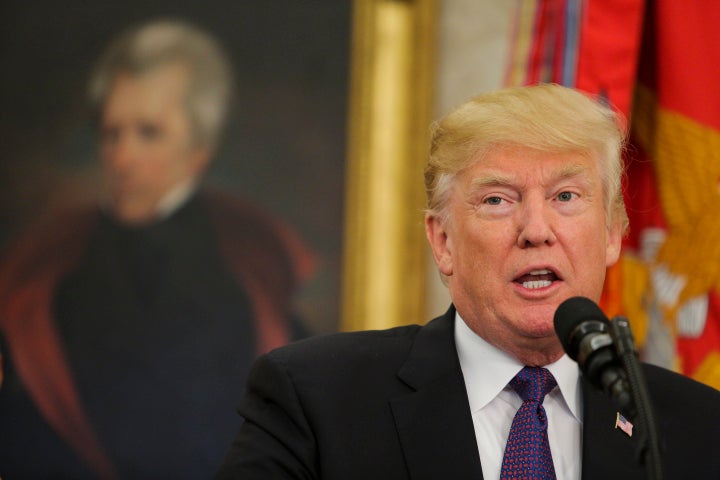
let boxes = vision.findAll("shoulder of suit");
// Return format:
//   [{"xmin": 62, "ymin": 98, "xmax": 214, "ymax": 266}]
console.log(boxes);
[
  {"xmin": 642, "ymin": 362, "xmax": 720, "ymax": 412},
  {"xmin": 0, "ymin": 206, "xmax": 99, "ymax": 288},
  {"xmin": 198, "ymin": 187, "xmax": 315, "ymax": 283},
  {"xmin": 198, "ymin": 188, "xmax": 293, "ymax": 236},
  {"xmin": 263, "ymin": 324, "xmax": 423, "ymax": 369},
  {"xmin": 262, "ymin": 308, "xmax": 456, "ymax": 368}
]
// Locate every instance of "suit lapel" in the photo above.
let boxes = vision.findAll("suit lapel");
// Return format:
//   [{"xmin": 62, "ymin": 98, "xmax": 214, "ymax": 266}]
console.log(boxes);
[
  {"xmin": 390, "ymin": 308, "xmax": 484, "ymax": 480},
  {"xmin": 581, "ymin": 377, "xmax": 645, "ymax": 480},
  {"xmin": 388, "ymin": 308, "xmax": 659, "ymax": 480}
]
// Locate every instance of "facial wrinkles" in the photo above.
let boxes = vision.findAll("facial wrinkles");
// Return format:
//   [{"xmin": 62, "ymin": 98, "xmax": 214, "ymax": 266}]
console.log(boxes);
[
  {"xmin": 465, "ymin": 159, "xmax": 593, "ymax": 293},
  {"xmin": 440, "ymin": 149, "xmax": 617, "ymax": 366},
  {"xmin": 469, "ymin": 162, "xmax": 595, "ymax": 198}
]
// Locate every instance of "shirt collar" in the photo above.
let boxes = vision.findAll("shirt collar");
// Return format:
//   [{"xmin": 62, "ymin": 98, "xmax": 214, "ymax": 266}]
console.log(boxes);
[
  {"xmin": 155, "ymin": 179, "xmax": 198, "ymax": 220},
  {"xmin": 454, "ymin": 311, "xmax": 582, "ymax": 422},
  {"xmin": 100, "ymin": 179, "xmax": 198, "ymax": 222}
]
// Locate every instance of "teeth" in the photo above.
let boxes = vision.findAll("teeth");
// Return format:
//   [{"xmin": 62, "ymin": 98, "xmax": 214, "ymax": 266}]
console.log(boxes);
[
  {"xmin": 529, "ymin": 269, "xmax": 551, "ymax": 275},
  {"xmin": 523, "ymin": 280, "xmax": 552, "ymax": 289},
  {"xmin": 519, "ymin": 269, "xmax": 554, "ymax": 289}
]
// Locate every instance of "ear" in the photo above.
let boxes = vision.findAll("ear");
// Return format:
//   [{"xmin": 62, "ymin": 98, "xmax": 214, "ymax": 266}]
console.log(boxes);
[
  {"xmin": 425, "ymin": 213, "xmax": 453, "ymax": 276},
  {"xmin": 605, "ymin": 219, "xmax": 623, "ymax": 267}
]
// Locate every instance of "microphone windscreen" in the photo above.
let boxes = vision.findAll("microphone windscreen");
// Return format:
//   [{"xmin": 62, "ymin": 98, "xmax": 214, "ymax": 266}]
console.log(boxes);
[{"xmin": 553, "ymin": 296, "xmax": 609, "ymax": 352}]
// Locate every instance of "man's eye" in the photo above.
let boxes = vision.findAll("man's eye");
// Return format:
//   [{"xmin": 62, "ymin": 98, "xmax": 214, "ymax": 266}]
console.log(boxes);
[
  {"xmin": 138, "ymin": 123, "xmax": 161, "ymax": 141},
  {"xmin": 557, "ymin": 191, "xmax": 576, "ymax": 202},
  {"xmin": 485, "ymin": 196, "xmax": 503, "ymax": 205}
]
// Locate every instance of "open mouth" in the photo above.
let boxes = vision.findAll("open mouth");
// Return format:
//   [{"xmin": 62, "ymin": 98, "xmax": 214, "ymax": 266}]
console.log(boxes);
[{"xmin": 514, "ymin": 268, "xmax": 559, "ymax": 290}]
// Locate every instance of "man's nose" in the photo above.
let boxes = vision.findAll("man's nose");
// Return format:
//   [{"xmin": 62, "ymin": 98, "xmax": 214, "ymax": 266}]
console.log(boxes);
[
  {"xmin": 105, "ymin": 135, "xmax": 138, "ymax": 171},
  {"xmin": 516, "ymin": 197, "xmax": 557, "ymax": 247}
]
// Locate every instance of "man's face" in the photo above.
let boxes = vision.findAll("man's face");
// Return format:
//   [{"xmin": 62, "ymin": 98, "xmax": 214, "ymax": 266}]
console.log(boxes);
[
  {"xmin": 426, "ymin": 147, "xmax": 622, "ymax": 364},
  {"xmin": 99, "ymin": 63, "xmax": 208, "ymax": 224}
]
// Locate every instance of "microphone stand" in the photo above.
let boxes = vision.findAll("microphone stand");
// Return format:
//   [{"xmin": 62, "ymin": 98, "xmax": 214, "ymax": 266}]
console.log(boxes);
[{"xmin": 610, "ymin": 316, "xmax": 663, "ymax": 480}]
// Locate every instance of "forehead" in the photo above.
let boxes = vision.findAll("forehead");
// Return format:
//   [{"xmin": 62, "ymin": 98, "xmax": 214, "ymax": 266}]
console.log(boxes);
[
  {"xmin": 102, "ymin": 63, "xmax": 190, "ymax": 119},
  {"xmin": 461, "ymin": 147, "xmax": 600, "ymax": 188}
]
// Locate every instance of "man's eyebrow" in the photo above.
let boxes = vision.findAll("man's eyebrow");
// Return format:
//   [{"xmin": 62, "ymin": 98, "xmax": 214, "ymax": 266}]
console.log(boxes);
[
  {"xmin": 553, "ymin": 165, "xmax": 597, "ymax": 191},
  {"xmin": 556, "ymin": 164, "xmax": 592, "ymax": 180},
  {"xmin": 467, "ymin": 164, "xmax": 594, "ymax": 193},
  {"xmin": 469, "ymin": 173, "xmax": 514, "ymax": 189}
]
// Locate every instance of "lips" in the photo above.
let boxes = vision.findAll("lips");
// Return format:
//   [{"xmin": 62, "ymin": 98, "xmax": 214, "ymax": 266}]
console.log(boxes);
[{"xmin": 514, "ymin": 268, "xmax": 559, "ymax": 289}]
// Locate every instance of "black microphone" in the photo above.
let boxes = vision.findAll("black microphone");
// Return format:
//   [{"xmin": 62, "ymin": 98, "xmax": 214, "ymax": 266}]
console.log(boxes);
[
  {"xmin": 554, "ymin": 296, "xmax": 664, "ymax": 479},
  {"xmin": 553, "ymin": 296, "xmax": 635, "ymax": 417}
]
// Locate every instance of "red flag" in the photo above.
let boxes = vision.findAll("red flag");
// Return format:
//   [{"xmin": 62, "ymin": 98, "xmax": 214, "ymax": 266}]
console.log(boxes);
[{"xmin": 505, "ymin": 0, "xmax": 720, "ymax": 389}]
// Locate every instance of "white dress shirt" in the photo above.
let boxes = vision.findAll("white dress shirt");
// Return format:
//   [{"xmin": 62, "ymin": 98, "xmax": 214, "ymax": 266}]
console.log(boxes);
[
  {"xmin": 154, "ymin": 179, "xmax": 198, "ymax": 219},
  {"xmin": 454, "ymin": 312, "xmax": 583, "ymax": 480}
]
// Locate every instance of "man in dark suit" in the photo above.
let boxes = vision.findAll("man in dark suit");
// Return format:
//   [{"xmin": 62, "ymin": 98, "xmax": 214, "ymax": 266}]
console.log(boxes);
[
  {"xmin": 216, "ymin": 84, "xmax": 720, "ymax": 479},
  {"xmin": 0, "ymin": 20, "xmax": 313, "ymax": 479}
]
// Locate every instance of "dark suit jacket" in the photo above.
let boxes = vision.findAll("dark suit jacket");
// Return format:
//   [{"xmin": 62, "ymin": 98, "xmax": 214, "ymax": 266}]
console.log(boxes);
[{"xmin": 217, "ymin": 306, "xmax": 720, "ymax": 480}]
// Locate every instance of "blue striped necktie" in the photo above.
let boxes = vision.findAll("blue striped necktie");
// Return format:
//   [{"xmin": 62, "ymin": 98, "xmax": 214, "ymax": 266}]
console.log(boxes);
[{"xmin": 500, "ymin": 366, "xmax": 557, "ymax": 480}]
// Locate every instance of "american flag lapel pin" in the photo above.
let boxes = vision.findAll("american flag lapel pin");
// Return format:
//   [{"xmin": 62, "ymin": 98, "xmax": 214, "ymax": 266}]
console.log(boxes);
[{"xmin": 615, "ymin": 412, "xmax": 633, "ymax": 437}]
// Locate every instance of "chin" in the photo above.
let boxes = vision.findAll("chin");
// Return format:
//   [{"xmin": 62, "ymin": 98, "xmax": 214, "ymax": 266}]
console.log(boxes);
[
  {"xmin": 520, "ymin": 301, "xmax": 555, "ymax": 324},
  {"xmin": 112, "ymin": 204, "xmax": 157, "ymax": 225},
  {"xmin": 515, "ymin": 319, "xmax": 556, "ymax": 341}
]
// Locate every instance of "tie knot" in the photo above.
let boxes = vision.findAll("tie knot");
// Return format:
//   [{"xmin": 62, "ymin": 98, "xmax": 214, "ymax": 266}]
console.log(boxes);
[{"xmin": 510, "ymin": 367, "xmax": 556, "ymax": 404}]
